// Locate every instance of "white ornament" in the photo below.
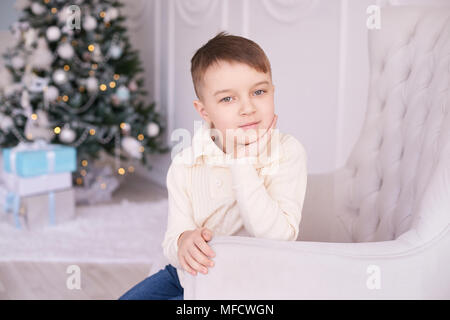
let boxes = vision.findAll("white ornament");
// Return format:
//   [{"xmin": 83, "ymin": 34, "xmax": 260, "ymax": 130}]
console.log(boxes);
[
  {"xmin": 30, "ymin": 38, "xmax": 54, "ymax": 71},
  {"xmin": 121, "ymin": 136, "xmax": 142, "ymax": 159},
  {"xmin": 116, "ymin": 86, "xmax": 130, "ymax": 101},
  {"xmin": 44, "ymin": 85, "xmax": 59, "ymax": 102},
  {"xmin": 46, "ymin": 26, "xmax": 61, "ymax": 42},
  {"xmin": 31, "ymin": 2, "xmax": 46, "ymax": 15},
  {"xmin": 108, "ymin": 45, "xmax": 122, "ymax": 59},
  {"xmin": 57, "ymin": 43, "xmax": 75, "ymax": 60},
  {"xmin": 104, "ymin": 7, "xmax": 119, "ymax": 22},
  {"xmin": 24, "ymin": 28, "xmax": 38, "ymax": 49},
  {"xmin": 11, "ymin": 56, "xmax": 25, "ymax": 69},
  {"xmin": 83, "ymin": 15, "xmax": 97, "ymax": 31},
  {"xmin": 0, "ymin": 115, "xmax": 14, "ymax": 131},
  {"xmin": 53, "ymin": 69, "xmax": 68, "ymax": 85},
  {"xmin": 59, "ymin": 127, "xmax": 76, "ymax": 143},
  {"xmin": 91, "ymin": 43, "xmax": 103, "ymax": 62},
  {"xmin": 146, "ymin": 122, "xmax": 160, "ymax": 137},
  {"xmin": 86, "ymin": 77, "xmax": 99, "ymax": 93}
]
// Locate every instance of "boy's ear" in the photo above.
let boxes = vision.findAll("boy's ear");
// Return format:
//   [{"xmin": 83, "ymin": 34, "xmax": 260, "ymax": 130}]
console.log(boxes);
[{"xmin": 193, "ymin": 99, "xmax": 211, "ymax": 122}]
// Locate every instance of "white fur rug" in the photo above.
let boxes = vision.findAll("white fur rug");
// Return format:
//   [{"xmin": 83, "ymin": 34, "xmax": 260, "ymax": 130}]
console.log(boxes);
[{"xmin": 0, "ymin": 198, "xmax": 170, "ymax": 271}]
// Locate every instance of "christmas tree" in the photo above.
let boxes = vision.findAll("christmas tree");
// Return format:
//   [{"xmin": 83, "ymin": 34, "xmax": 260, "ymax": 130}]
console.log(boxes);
[{"xmin": 0, "ymin": 0, "xmax": 169, "ymax": 186}]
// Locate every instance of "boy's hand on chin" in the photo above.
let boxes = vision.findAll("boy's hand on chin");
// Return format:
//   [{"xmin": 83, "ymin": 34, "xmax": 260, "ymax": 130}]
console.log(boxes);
[
  {"xmin": 231, "ymin": 114, "xmax": 278, "ymax": 160},
  {"xmin": 177, "ymin": 227, "xmax": 215, "ymax": 276}
]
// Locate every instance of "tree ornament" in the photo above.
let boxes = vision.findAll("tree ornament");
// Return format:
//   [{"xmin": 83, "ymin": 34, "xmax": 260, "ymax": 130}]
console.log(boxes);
[
  {"xmin": 30, "ymin": 37, "xmax": 54, "ymax": 71},
  {"xmin": 146, "ymin": 122, "xmax": 160, "ymax": 137},
  {"xmin": 86, "ymin": 77, "xmax": 99, "ymax": 93},
  {"xmin": 59, "ymin": 126, "xmax": 76, "ymax": 143},
  {"xmin": 11, "ymin": 56, "xmax": 25, "ymax": 69},
  {"xmin": 116, "ymin": 86, "xmax": 130, "ymax": 101},
  {"xmin": 53, "ymin": 69, "xmax": 68, "ymax": 85},
  {"xmin": 44, "ymin": 85, "xmax": 59, "ymax": 102},
  {"xmin": 31, "ymin": 2, "xmax": 46, "ymax": 15},
  {"xmin": 57, "ymin": 42, "xmax": 75, "ymax": 60},
  {"xmin": 121, "ymin": 136, "xmax": 142, "ymax": 160},
  {"xmin": 83, "ymin": 15, "xmax": 97, "ymax": 31},
  {"xmin": 46, "ymin": 26, "xmax": 61, "ymax": 42}
]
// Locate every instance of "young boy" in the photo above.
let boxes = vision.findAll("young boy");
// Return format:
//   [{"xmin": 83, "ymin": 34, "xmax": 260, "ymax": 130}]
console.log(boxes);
[{"xmin": 119, "ymin": 31, "xmax": 307, "ymax": 300}]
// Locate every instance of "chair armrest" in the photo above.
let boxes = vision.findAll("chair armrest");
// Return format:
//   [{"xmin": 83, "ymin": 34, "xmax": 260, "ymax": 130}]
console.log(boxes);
[
  {"xmin": 182, "ymin": 229, "xmax": 450, "ymax": 299},
  {"xmin": 299, "ymin": 169, "xmax": 352, "ymax": 242}
]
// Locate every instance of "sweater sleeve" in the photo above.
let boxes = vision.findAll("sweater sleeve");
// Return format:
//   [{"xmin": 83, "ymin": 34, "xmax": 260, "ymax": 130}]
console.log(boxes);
[
  {"xmin": 161, "ymin": 162, "xmax": 198, "ymax": 269},
  {"xmin": 229, "ymin": 136, "xmax": 308, "ymax": 241}
]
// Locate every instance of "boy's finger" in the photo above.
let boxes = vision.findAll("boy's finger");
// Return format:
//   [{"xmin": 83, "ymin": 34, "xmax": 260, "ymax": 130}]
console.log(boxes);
[
  {"xmin": 180, "ymin": 255, "xmax": 197, "ymax": 276},
  {"xmin": 190, "ymin": 244, "xmax": 215, "ymax": 268},
  {"xmin": 185, "ymin": 252, "xmax": 208, "ymax": 274},
  {"xmin": 195, "ymin": 237, "xmax": 216, "ymax": 258},
  {"xmin": 201, "ymin": 228, "xmax": 213, "ymax": 241}
]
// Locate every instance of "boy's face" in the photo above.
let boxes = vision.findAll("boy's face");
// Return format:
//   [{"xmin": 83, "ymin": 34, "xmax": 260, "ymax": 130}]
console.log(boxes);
[{"xmin": 193, "ymin": 60, "xmax": 275, "ymax": 153}]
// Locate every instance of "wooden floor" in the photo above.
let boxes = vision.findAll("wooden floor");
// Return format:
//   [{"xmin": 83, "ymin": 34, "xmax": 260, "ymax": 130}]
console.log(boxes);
[{"xmin": 0, "ymin": 175, "xmax": 168, "ymax": 300}]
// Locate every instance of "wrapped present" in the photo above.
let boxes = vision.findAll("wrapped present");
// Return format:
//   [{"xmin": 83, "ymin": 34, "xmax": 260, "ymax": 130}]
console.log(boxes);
[
  {"xmin": 3, "ymin": 171, "xmax": 72, "ymax": 197},
  {"xmin": 3, "ymin": 140, "xmax": 76, "ymax": 178},
  {"xmin": 2, "ymin": 188, "xmax": 75, "ymax": 230}
]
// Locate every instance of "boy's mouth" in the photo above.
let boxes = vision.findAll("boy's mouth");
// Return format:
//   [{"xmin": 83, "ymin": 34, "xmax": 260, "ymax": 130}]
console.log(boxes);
[{"xmin": 238, "ymin": 120, "xmax": 261, "ymax": 130}]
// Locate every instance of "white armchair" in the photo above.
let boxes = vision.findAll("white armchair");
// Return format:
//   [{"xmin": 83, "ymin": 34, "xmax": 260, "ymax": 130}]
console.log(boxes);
[{"xmin": 182, "ymin": 5, "xmax": 450, "ymax": 299}]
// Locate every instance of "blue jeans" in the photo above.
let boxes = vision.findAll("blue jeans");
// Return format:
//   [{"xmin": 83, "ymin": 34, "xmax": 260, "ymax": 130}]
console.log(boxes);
[{"xmin": 119, "ymin": 264, "xmax": 183, "ymax": 300}]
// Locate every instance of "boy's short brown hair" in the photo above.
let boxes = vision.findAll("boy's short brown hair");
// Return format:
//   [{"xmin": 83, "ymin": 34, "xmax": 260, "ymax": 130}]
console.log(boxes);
[{"xmin": 190, "ymin": 31, "xmax": 272, "ymax": 101}]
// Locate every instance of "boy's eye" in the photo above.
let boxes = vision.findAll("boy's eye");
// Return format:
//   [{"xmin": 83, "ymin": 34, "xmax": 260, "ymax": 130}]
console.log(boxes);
[{"xmin": 220, "ymin": 90, "xmax": 266, "ymax": 103}]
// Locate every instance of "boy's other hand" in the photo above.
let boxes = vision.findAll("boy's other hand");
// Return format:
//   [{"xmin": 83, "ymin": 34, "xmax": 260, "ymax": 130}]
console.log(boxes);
[{"xmin": 177, "ymin": 227, "xmax": 216, "ymax": 276}]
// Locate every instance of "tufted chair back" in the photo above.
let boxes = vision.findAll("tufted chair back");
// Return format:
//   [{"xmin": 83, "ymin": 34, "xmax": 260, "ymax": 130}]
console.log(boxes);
[{"xmin": 335, "ymin": 6, "xmax": 450, "ymax": 243}]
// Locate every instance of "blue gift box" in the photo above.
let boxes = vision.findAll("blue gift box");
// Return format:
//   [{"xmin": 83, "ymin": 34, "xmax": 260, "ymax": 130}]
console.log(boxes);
[{"xmin": 2, "ymin": 143, "xmax": 77, "ymax": 177}]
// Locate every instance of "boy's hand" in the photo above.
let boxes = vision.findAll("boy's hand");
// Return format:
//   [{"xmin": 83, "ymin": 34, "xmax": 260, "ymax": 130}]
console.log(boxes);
[
  {"xmin": 232, "ymin": 114, "xmax": 278, "ymax": 159},
  {"xmin": 177, "ymin": 227, "xmax": 215, "ymax": 276}
]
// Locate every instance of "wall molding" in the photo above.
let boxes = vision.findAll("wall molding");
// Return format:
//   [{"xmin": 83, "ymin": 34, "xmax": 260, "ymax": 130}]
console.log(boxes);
[
  {"xmin": 174, "ymin": 0, "xmax": 220, "ymax": 27},
  {"xmin": 261, "ymin": 0, "xmax": 319, "ymax": 24}
]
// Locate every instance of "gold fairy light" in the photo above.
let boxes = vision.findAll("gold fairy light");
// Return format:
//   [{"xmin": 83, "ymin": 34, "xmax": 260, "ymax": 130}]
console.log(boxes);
[
  {"xmin": 54, "ymin": 127, "xmax": 61, "ymax": 134},
  {"xmin": 88, "ymin": 44, "xmax": 95, "ymax": 52},
  {"xmin": 137, "ymin": 134, "xmax": 144, "ymax": 141},
  {"xmin": 80, "ymin": 169, "xmax": 87, "ymax": 177},
  {"xmin": 118, "ymin": 168, "xmax": 125, "ymax": 175},
  {"xmin": 100, "ymin": 11, "xmax": 106, "ymax": 18},
  {"xmin": 31, "ymin": 113, "xmax": 38, "ymax": 120},
  {"xmin": 89, "ymin": 129, "xmax": 96, "ymax": 135},
  {"xmin": 62, "ymin": 95, "xmax": 69, "ymax": 102},
  {"xmin": 64, "ymin": 65, "xmax": 70, "ymax": 71},
  {"xmin": 128, "ymin": 166, "xmax": 135, "ymax": 173},
  {"xmin": 109, "ymin": 81, "xmax": 116, "ymax": 88},
  {"xmin": 81, "ymin": 160, "xmax": 88, "ymax": 167},
  {"xmin": 113, "ymin": 74, "xmax": 120, "ymax": 80},
  {"xmin": 51, "ymin": 7, "xmax": 58, "ymax": 14},
  {"xmin": 99, "ymin": 84, "xmax": 107, "ymax": 91}
]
